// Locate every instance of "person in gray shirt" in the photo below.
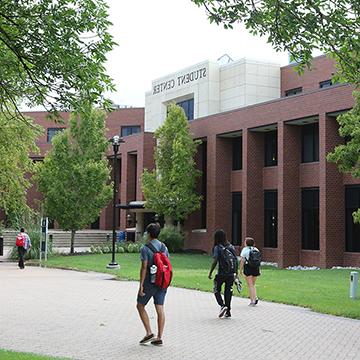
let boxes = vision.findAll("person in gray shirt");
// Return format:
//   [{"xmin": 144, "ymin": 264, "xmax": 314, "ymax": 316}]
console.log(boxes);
[{"xmin": 137, "ymin": 223, "xmax": 169, "ymax": 346}]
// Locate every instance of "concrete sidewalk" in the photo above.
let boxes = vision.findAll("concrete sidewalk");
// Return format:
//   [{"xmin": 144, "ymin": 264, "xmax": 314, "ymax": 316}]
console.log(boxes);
[{"xmin": 0, "ymin": 262, "xmax": 359, "ymax": 360}]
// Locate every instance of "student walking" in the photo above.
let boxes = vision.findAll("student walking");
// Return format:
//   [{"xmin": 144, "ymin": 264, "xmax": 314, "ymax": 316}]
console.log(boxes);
[
  {"xmin": 208, "ymin": 229, "xmax": 238, "ymax": 318},
  {"xmin": 15, "ymin": 227, "xmax": 31, "ymax": 269},
  {"xmin": 136, "ymin": 223, "xmax": 171, "ymax": 346},
  {"xmin": 240, "ymin": 237, "xmax": 261, "ymax": 306}
]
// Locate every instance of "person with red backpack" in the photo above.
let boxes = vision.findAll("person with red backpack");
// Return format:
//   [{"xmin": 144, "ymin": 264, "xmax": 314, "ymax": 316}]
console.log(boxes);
[
  {"xmin": 136, "ymin": 223, "xmax": 171, "ymax": 347},
  {"xmin": 15, "ymin": 227, "xmax": 32, "ymax": 269}
]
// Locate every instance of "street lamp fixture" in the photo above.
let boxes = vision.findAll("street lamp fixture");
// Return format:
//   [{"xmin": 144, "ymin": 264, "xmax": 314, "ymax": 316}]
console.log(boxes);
[{"xmin": 107, "ymin": 135, "xmax": 124, "ymax": 269}]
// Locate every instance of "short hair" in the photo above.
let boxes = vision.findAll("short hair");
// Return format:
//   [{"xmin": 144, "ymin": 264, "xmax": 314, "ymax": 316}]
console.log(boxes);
[
  {"xmin": 20, "ymin": 227, "xmax": 25, "ymax": 233},
  {"xmin": 245, "ymin": 237, "xmax": 255, "ymax": 246},
  {"xmin": 146, "ymin": 223, "xmax": 160, "ymax": 239},
  {"xmin": 214, "ymin": 229, "xmax": 227, "ymax": 246}
]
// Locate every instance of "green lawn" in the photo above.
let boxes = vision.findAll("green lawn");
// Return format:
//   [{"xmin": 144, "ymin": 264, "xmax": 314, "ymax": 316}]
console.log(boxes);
[
  {"xmin": 0, "ymin": 349, "xmax": 68, "ymax": 360},
  {"xmin": 37, "ymin": 253, "xmax": 360, "ymax": 319}
]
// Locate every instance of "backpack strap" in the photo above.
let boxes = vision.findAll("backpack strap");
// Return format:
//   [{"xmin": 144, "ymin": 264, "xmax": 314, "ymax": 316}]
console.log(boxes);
[{"xmin": 145, "ymin": 242, "xmax": 159, "ymax": 253}]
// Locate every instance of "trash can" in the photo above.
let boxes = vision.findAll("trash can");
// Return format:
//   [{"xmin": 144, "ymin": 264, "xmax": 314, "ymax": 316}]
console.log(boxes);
[
  {"xmin": 350, "ymin": 271, "xmax": 359, "ymax": 299},
  {"xmin": 0, "ymin": 236, "xmax": 3, "ymax": 256}
]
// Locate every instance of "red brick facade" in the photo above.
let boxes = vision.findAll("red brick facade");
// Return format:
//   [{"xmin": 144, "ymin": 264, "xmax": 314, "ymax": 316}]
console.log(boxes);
[{"xmin": 17, "ymin": 56, "xmax": 360, "ymax": 268}]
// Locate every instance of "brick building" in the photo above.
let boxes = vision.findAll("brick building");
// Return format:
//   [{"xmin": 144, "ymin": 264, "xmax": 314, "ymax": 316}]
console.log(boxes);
[{"xmin": 23, "ymin": 55, "xmax": 360, "ymax": 268}]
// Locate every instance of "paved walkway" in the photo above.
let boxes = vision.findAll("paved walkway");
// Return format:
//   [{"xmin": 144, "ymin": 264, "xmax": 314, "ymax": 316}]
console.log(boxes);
[{"xmin": 0, "ymin": 262, "xmax": 359, "ymax": 360}]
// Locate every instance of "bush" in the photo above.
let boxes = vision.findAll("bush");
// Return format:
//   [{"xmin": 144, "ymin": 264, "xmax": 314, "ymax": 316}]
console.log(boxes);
[{"xmin": 158, "ymin": 227, "xmax": 184, "ymax": 253}]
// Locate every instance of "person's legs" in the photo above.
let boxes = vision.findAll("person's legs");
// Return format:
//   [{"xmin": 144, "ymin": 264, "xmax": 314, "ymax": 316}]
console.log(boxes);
[
  {"xmin": 224, "ymin": 276, "xmax": 234, "ymax": 310},
  {"xmin": 245, "ymin": 275, "xmax": 255, "ymax": 303},
  {"xmin": 213, "ymin": 275, "xmax": 224, "ymax": 307},
  {"xmin": 154, "ymin": 304, "xmax": 165, "ymax": 340},
  {"xmin": 252, "ymin": 276, "xmax": 258, "ymax": 303},
  {"xmin": 136, "ymin": 303, "xmax": 153, "ymax": 336},
  {"xmin": 18, "ymin": 247, "xmax": 24, "ymax": 269}
]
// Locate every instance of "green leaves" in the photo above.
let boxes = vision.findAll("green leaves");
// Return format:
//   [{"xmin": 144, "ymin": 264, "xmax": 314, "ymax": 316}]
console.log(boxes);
[
  {"xmin": 0, "ymin": 110, "xmax": 42, "ymax": 218},
  {"xmin": 0, "ymin": 0, "xmax": 115, "ymax": 118},
  {"xmin": 35, "ymin": 106, "xmax": 112, "ymax": 234},
  {"xmin": 141, "ymin": 104, "xmax": 202, "ymax": 221}
]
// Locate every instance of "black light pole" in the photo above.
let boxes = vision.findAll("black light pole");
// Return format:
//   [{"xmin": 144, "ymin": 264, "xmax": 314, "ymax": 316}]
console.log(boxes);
[{"xmin": 107, "ymin": 135, "xmax": 124, "ymax": 269}]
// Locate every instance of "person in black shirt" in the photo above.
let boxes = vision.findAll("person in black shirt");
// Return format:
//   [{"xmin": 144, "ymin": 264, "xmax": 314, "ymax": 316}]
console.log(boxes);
[{"xmin": 208, "ymin": 229, "xmax": 238, "ymax": 318}]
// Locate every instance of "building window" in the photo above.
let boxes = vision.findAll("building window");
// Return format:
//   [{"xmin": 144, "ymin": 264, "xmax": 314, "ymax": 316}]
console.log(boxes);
[
  {"xmin": 264, "ymin": 130, "xmax": 277, "ymax": 167},
  {"xmin": 232, "ymin": 137, "xmax": 242, "ymax": 170},
  {"xmin": 302, "ymin": 188, "xmax": 319, "ymax": 250},
  {"xmin": 47, "ymin": 128, "xmax": 65, "ymax": 143},
  {"xmin": 90, "ymin": 217, "xmax": 100, "ymax": 229},
  {"xmin": 231, "ymin": 192, "xmax": 242, "ymax": 245},
  {"xmin": 177, "ymin": 98, "xmax": 194, "ymax": 120},
  {"xmin": 302, "ymin": 123, "xmax": 319, "ymax": 163},
  {"xmin": 264, "ymin": 190, "xmax": 277, "ymax": 248},
  {"xmin": 285, "ymin": 87, "xmax": 302, "ymax": 97},
  {"xmin": 345, "ymin": 186, "xmax": 360, "ymax": 252},
  {"xmin": 121, "ymin": 126, "xmax": 141, "ymax": 137},
  {"xmin": 319, "ymin": 80, "xmax": 332, "ymax": 88}
]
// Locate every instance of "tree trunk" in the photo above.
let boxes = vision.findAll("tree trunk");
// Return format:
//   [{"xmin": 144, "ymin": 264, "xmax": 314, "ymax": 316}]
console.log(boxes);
[
  {"xmin": 164, "ymin": 216, "xmax": 174, "ymax": 228},
  {"xmin": 70, "ymin": 229, "xmax": 76, "ymax": 254}
]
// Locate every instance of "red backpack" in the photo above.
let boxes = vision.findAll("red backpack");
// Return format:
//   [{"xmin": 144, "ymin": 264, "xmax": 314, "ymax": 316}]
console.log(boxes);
[
  {"xmin": 16, "ymin": 233, "xmax": 25, "ymax": 247},
  {"xmin": 146, "ymin": 243, "xmax": 173, "ymax": 289}
]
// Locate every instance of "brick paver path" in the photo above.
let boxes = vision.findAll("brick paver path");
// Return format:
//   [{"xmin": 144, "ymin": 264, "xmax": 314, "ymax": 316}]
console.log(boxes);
[{"xmin": 1, "ymin": 262, "xmax": 359, "ymax": 360}]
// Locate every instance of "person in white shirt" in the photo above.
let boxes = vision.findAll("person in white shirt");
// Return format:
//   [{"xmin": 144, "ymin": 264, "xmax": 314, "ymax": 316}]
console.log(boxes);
[{"xmin": 239, "ymin": 237, "xmax": 260, "ymax": 306}]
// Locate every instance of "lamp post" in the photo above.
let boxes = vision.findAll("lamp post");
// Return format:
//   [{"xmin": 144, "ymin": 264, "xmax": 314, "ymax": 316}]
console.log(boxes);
[{"xmin": 107, "ymin": 135, "xmax": 124, "ymax": 269}]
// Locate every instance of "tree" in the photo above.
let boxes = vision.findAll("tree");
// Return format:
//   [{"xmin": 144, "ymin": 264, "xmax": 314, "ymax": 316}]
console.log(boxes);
[
  {"xmin": 192, "ymin": 0, "xmax": 360, "ymax": 221},
  {"xmin": 35, "ymin": 106, "xmax": 112, "ymax": 253},
  {"xmin": 327, "ymin": 92, "xmax": 360, "ymax": 222},
  {"xmin": 191, "ymin": 0, "xmax": 359, "ymax": 83},
  {"xmin": 141, "ymin": 104, "xmax": 202, "ymax": 226},
  {"xmin": 0, "ymin": 109, "xmax": 42, "ymax": 222},
  {"xmin": 0, "ymin": 0, "xmax": 115, "ymax": 119}
]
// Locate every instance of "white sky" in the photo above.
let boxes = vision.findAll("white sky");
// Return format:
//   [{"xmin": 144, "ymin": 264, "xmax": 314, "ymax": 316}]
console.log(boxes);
[{"xmin": 105, "ymin": 0, "xmax": 289, "ymax": 107}]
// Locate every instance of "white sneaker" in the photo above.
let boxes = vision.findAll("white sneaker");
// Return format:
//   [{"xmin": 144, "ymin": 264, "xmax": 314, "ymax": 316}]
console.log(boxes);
[{"xmin": 219, "ymin": 305, "xmax": 228, "ymax": 318}]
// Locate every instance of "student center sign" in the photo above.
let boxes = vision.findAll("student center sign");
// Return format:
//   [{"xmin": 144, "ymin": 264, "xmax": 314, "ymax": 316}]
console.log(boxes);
[{"xmin": 9, "ymin": 55, "xmax": 360, "ymax": 268}]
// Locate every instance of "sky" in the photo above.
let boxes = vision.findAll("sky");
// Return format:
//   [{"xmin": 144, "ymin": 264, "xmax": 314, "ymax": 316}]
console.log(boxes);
[{"xmin": 105, "ymin": 0, "xmax": 290, "ymax": 107}]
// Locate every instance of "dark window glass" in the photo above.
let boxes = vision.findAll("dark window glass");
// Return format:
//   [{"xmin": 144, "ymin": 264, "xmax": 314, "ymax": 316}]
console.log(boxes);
[
  {"xmin": 264, "ymin": 190, "xmax": 278, "ymax": 248},
  {"xmin": 264, "ymin": 131, "xmax": 278, "ymax": 167},
  {"xmin": 231, "ymin": 192, "xmax": 242, "ymax": 245},
  {"xmin": 319, "ymin": 80, "xmax": 332, "ymax": 88},
  {"xmin": 302, "ymin": 188, "xmax": 319, "ymax": 250},
  {"xmin": 232, "ymin": 137, "xmax": 242, "ymax": 170},
  {"xmin": 90, "ymin": 217, "xmax": 100, "ymax": 229},
  {"xmin": 121, "ymin": 126, "xmax": 141, "ymax": 137},
  {"xmin": 48, "ymin": 218, "xmax": 55, "ymax": 229},
  {"xmin": 47, "ymin": 128, "xmax": 65, "ymax": 143},
  {"xmin": 177, "ymin": 98, "xmax": 194, "ymax": 120},
  {"xmin": 345, "ymin": 186, "xmax": 360, "ymax": 252},
  {"xmin": 302, "ymin": 123, "xmax": 319, "ymax": 163},
  {"xmin": 285, "ymin": 87, "xmax": 302, "ymax": 96}
]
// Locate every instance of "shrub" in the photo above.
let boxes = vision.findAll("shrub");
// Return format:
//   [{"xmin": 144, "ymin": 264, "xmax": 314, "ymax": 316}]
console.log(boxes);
[
  {"xmin": 117, "ymin": 246, "xmax": 125, "ymax": 253},
  {"xmin": 158, "ymin": 227, "xmax": 184, "ymax": 253}
]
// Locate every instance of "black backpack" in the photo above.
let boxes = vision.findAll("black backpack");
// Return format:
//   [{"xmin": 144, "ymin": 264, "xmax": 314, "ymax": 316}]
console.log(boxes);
[
  {"xmin": 219, "ymin": 245, "xmax": 238, "ymax": 274},
  {"xmin": 247, "ymin": 247, "xmax": 261, "ymax": 268}
]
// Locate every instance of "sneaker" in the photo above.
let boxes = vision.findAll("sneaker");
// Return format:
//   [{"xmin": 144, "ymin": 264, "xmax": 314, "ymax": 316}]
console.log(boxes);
[
  {"xmin": 139, "ymin": 333, "xmax": 154, "ymax": 344},
  {"xmin": 151, "ymin": 339, "xmax": 163, "ymax": 346},
  {"xmin": 225, "ymin": 310, "xmax": 231, "ymax": 318},
  {"xmin": 248, "ymin": 302, "xmax": 256, "ymax": 307},
  {"xmin": 255, "ymin": 297, "xmax": 259, "ymax": 305},
  {"xmin": 219, "ymin": 305, "xmax": 228, "ymax": 318}
]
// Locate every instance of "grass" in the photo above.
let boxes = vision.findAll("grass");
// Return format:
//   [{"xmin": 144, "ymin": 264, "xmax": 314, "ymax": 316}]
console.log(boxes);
[
  {"xmin": 35, "ymin": 253, "xmax": 360, "ymax": 319},
  {"xmin": 0, "ymin": 349, "xmax": 68, "ymax": 360}
]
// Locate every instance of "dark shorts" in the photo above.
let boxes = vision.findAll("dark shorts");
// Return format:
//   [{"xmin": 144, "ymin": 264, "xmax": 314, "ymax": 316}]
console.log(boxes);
[
  {"xmin": 244, "ymin": 264, "xmax": 260, "ymax": 277},
  {"xmin": 137, "ymin": 281, "xmax": 167, "ymax": 306}
]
